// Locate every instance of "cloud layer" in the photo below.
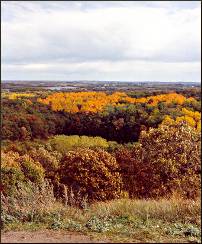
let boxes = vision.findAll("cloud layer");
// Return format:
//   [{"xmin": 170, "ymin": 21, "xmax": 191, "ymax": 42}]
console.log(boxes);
[{"xmin": 2, "ymin": 1, "xmax": 201, "ymax": 81}]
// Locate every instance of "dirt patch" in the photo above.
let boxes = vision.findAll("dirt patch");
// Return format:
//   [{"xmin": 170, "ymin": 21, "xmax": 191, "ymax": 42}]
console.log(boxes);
[{"xmin": 1, "ymin": 230, "xmax": 108, "ymax": 243}]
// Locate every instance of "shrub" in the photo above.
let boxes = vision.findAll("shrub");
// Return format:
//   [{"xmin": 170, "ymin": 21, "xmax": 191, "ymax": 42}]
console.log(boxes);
[
  {"xmin": 115, "ymin": 123, "xmax": 201, "ymax": 199},
  {"xmin": 139, "ymin": 123, "xmax": 200, "ymax": 199},
  {"xmin": 1, "ymin": 140, "xmax": 46, "ymax": 155},
  {"xmin": 107, "ymin": 141, "xmax": 121, "ymax": 152},
  {"xmin": 28, "ymin": 147, "xmax": 62, "ymax": 179},
  {"xmin": 114, "ymin": 144, "xmax": 143, "ymax": 198},
  {"xmin": 18, "ymin": 155, "xmax": 45, "ymax": 184},
  {"xmin": 1, "ymin": 151, "xmax": 45, "ymax": 196},
  {"xmin": 49, "ymin": 135, "xmax": 109, "ymax": 154},
  {"xmin": 58, "ymin": 148, "xmax": 122, "ymax": 203},
  {"xmin": 1, "ymin": 151, "xmax": 25, "ymax": 195},
  {"xmin": 1, "ymin": 180, "xmax": 60, "ymax": 224}
]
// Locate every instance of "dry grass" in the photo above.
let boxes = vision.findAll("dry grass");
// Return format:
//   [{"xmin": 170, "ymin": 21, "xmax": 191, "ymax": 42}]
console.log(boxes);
[
  {"xmin": 2, "ymin": 181, "xmax": 60, "ymax": 221},
  {"xmin": 84, "ymin": 196, "xmax": 201, "ymax": 243},
  {"xmin": 88, "ymin": 196, "xmax": 200, "ymax": 225},
  {"xmin": 1, "ymin": 180, "xmax": 84, "ymax": 227},
  {"xmin": 1, "ymin": 182, "xmax": 201, "ymax": 243}
]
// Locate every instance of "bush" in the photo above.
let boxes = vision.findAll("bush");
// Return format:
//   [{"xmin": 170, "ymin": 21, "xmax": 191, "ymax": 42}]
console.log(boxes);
[
  {"xmin": 114, "ymin": 144, "xmax": 143, "ymax": 198},
  {"xmin": 1, "ymin": 151, "xmax": 25, "ymax": 196},
  {"xmin": 18, "ymin": 155, "xmax": 45, "ymax": 184},
  {"xmin": 107, "ymin": 141, "xmax": 122, "ymax": 152},
  {"xmin": 139, "ymin": 123, "xmax": 200, "ymax": 199},
  {"xmin": 1, "ymin": 180, "xmax": 60, "ymax": 224},
  {"xmin": 58, "ymin": 148, "xmax": 122, "ymax": 203},
  {"xmin": 1, "ymin": 140, "xmax": 46, "ymax": 155},
  {"xmin": 115, "ymin": 123, "xmax": 201, "ymax": 199},
  {"xmin": 1, "ymin": 151, "xmax": 45, "ymax": 196},
  {"xmin": 49, "ymin": 135, "xmax": 109, "ymax": 154},
  {"xmin": 28, "ymin": 147, "xmax": 62, "ymax": 179}
]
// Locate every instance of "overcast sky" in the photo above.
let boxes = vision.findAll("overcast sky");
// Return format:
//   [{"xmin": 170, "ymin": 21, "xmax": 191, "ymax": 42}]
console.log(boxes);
[{"xmin": 1, "ymin": 1, "xmax": 201, "ymax": 82}]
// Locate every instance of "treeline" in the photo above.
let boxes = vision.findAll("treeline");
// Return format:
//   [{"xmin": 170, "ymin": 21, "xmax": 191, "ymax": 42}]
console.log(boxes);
[{"xmin": 2, "ymin": 91, "xmax": 201, "ymax": 143}]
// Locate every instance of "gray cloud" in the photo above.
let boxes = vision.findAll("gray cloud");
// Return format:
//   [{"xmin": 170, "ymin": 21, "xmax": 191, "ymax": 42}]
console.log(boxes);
[{"xmin": 1, "ymin": 1, "xmax": 201, "ymax": 81}]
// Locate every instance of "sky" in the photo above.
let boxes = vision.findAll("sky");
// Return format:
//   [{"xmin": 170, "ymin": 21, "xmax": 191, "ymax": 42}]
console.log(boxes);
[{"xmin": 1, "ymin": 1, "xmax": 201, "ymax": 82}]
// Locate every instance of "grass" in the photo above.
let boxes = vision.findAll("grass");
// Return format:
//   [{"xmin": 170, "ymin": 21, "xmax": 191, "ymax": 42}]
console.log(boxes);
[
  {"xmin": 82, "ymin": 197, "xmax": 201, "ymax": 242},
  {"xmin": 2, "ymin": 183, "xmax": 201, "ymax": 243}
]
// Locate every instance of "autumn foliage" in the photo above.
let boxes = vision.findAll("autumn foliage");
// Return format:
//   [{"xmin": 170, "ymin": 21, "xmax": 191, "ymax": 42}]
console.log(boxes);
[
  {"xmin": 115, "ymin": 123, "xmax": 201, "ymax": 199},
  {"xmin": 37, "ymin": 92, "xmax": 195, "ymax": 113},
  {"xmin": 2, "ymin": 91, "xmax": 200, "ymax": 142},
  {"xmin": 162, "ymin": 108, "xmax": 201, "ymax": 131},
  {"xmin": 49, "ymin": 135, "xmax": 109, "ymax": 153},
  {"xmin": 59, "ymin": 148, "xmax": 122, "ymax": 202},
  {"xmin": 1, "ymin": 151, "xmax": 45, "ymax": 195},
  {"xmin": 1, "ymin": 89, "xmax": 201, "ymax": 204},
  {"xmin": 7, "ymin": 92, "xmax": 35, "ymax": 100}
]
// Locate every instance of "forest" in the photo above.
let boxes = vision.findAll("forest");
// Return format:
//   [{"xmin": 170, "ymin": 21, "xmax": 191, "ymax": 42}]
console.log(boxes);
[{"xmin": 1, "ymin": 87, "xmax": 201, "ymax": 242}]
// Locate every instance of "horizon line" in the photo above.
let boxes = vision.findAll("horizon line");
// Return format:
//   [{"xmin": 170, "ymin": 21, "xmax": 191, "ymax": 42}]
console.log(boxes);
[{"xmin": 2, "ymin": 80, "xmax": 201, "ymax": 83}]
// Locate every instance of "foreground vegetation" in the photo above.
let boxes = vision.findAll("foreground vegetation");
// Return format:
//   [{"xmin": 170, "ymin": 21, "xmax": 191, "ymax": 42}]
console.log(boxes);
[
  {"xmin": 1, "ymin": 88, "xmax": 201, "ymax": 242},
  {"xmin": 2, "ymin": 123, "xmax": 200, "ymax": 201},
  {"xmin": 2, "ymin": 181, "xmax": 201, "ymax": 243},
  {"xmin": 2, "ymin": 123, "xmax": 201, "ymax": 242}
]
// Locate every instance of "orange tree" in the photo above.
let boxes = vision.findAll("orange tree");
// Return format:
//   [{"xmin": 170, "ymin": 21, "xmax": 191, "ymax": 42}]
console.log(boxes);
[{"xmin": 37, "ymin": 92, "xmax": 196, "ymax": 113}]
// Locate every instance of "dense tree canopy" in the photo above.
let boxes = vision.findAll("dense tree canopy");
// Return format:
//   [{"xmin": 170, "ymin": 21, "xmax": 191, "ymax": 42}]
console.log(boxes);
[
  {"xmin": 37, "ymin": 92, "xmax": 195, "ymax": 113},
  {"xmin": 2, "ymin": 91, "xmax": 201, "ymax": 143}
]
